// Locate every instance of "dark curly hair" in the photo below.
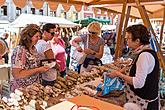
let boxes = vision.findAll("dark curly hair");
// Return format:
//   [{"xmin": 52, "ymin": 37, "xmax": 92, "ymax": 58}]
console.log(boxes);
[
  {"xmin": 19, "ymin": 24, "xmax": 41, "ymax": 50},
  {"xmin": 41, "ymin": 23, "xmax": 55, "ymax": 33},
  {"xmin": 126, "ymin": 24, "xmax": 151, "ymax": 45}
]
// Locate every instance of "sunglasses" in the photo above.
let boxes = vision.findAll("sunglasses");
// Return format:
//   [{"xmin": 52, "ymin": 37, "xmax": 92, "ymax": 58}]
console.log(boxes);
[
  {"xmin": 49, "ymin": 32, "xmax": 55, "ymax": 36},
  {"xmin": 89, "ymin": 31, "xmax": 97, "ymax": 34}
]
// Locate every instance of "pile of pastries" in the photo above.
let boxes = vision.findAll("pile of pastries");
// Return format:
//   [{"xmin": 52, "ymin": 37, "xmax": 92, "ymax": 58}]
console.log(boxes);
[{"xmin": 0, "ymin": 61, "xmax": 129, "ymax": 110}]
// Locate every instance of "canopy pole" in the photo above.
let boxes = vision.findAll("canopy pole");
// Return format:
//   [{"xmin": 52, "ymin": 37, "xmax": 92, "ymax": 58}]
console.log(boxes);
[
  {"xmin": 160, "ymin": 6, "xmax": 165, "ymax": 46},
  {"xmin": 114, "ymin": 0, "xmax": 127, "ymax": 59},
  {"xmin": 120, "ymin": 6, "xmax": 131, "ymax": 57},
  {"xmin": 135, "ymin": 0, "xmax": 165, "ymax": 72},
  {"xmin": 15, "ymin": 28, "xmax": 21, "ymax": 46}
]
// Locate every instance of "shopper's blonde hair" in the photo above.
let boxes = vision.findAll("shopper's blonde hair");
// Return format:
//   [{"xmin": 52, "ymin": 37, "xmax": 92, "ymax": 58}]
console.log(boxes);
[{"xmin": 87, "ymin": 22, "xmax": 101, "ymax": 35}]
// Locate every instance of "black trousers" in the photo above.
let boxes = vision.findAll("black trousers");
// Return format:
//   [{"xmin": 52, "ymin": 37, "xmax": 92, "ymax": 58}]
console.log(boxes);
[
  {"xmin": 42, "ymin": 79, "xmax": 55, "ymax": 87},
  {"xmin": 60, "ymin": 70, "xmax": 66, "ymax": 78},
  {"xmin": 2, "ymin": 53, "xmax": 8, "ymax": 64}
]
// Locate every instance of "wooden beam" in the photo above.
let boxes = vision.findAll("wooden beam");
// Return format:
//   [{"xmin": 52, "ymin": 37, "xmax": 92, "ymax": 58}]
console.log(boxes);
[
  {"xmin": 114, "ymin": 0, "xmax": 127, "ymax": 59},
  {"xmin": 120, "ymin": 6, "xmax": 131, "ymax": 56},
  {"xmin": 96, "ymin": 7, "xmax": 140, "ymax": 19},
  {"xmin": 89, "ymin": 0, "xmax": 163, "ymax": 5},
  {"xmin": 135, "ymin": 0, "xmax": 165, "ymax": 72},
  {"xmin": 89, "ymin": 0, "xmax": 101, "ymax": 4},
  {"xmin": 160, "ymin": 6, "xmax": 165, "ymax": 46},
  {"xmin": 133, "ymin": 6, "xmax": 153, "ymax": 14}
]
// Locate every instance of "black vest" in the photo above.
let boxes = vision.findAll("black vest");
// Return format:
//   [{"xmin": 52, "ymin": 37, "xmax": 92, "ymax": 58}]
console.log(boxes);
[{"xmin": 129, "ymin": 49, "xmax": 160, "ymax": 100}]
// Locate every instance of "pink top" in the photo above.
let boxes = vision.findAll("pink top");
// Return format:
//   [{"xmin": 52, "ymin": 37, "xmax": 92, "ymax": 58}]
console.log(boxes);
[{"xmin": 51, "ymin": 39, "xmax": 66, "ymax": 72}]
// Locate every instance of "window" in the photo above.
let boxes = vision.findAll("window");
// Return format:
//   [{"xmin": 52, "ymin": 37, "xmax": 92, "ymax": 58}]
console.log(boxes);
[
  {"xmin": 87, "ymin": 6, "xmax": 92, "ymax": 11},
  {"xmin": 50, "ymin": 11, "xmax": 56, "ymax": 17},
  {"xmin": 54, "ymin": 11, "xmax": 56, "ymax": 17},
  {"xmin": 31, "ymin": 8, "xmax": 35, "ymax": 14},
  {"xmin": 39, "ymin": 9, "xmax": 43, "ymax": 15},
  {"xmin": 103, "ymin": 16, "xmax": 106, "ymax": 19},
  {"xmin": 1, "ymin": 6, "xmax": 7, "ymax": 16},
  {"xmin": 16, "ymin": 7, "xmax": 21, "ymax": 16},
  {"xmin": 97, "ymin": 16, "xmax": 100, "ymax": 19},
  {"xmin": 75, "ymin": 12, "xmax": 78, "ymax": 20},
  {"xmin": 64, "ymin": 12, "xmax": 67, "ymax": 19}
]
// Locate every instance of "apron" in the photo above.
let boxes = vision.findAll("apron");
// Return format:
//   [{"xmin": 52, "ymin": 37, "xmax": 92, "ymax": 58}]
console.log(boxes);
[
  {"xmin": 125, "ymin": 84, "xmax": 160, "ymax": 110},
  {"xmin": 124, "ymin": 48, "xmax": 160, "ymax": 110}
]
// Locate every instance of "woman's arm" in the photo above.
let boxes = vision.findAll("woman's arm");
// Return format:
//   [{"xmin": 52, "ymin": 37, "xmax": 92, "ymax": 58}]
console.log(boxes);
[
  {"xmin": 71, "ymin": 37, "xmax": 83, "ymax": 51},
  {"xmin": 107, "ymin": 70, "xmax": 133, "ymax": 85},
  {"xmin": 85, "ymin": 44, "xmax": 104, "ymax": 59},
  {"xmin": 12, "ymin": 66, "xmax": 49, "ymax": 79}
]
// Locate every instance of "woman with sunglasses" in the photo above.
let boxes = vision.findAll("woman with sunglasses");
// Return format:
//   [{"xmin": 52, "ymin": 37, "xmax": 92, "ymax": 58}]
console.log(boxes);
[
  {"xmin": 50, "ymin": 24, "xmax": 67, "ymax": 78},
  {"xmin": 35, "ymin": 23, "xmax": 58, "ymax": 86},
  {"xmin": 11, "ymin": 24, "xmax": 50, "ymax": 91},
  {"xmin": 107, "ymin": 24, "xmax": 160, "ymax": 110},
  {"xmin": 72, "ymin": 22, "xmax": 104, "ymax": 72}
]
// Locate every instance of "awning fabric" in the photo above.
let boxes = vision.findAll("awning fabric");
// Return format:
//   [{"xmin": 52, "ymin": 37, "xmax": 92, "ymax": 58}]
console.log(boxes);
[
  {"xmin": 10, "ymin": 13, "xmax": 80, "ymax": 28},
  {"xmin": 46, "ymin": 1, "xmax": 59, "ymax": 11},
  {"xmin": 74, "ymin": 4, "xmax": 82, "ymax": 12},
  {"xmin": 74, "ymin": 17, "xmax": 111, "ymax": 27},
  {"xmin": 0, "ymin": 0, "xmax": 5, "ymax": 6},
  {"xmin": 31, "ymin": 0, "xmax": 44, "ymax": 9},
  {"xmin": 13, "ymin": 0, "xmax": 27, "ymax": 8},
  {"xmin": 61, "ymin": 3, "xmax": 71, "ymax": 12}
]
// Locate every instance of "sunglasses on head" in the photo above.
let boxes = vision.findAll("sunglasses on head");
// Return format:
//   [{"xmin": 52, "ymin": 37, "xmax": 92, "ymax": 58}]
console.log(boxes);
[{"xmin": 89, "ymin": 31, "xmax": 97, "ymax": 34}]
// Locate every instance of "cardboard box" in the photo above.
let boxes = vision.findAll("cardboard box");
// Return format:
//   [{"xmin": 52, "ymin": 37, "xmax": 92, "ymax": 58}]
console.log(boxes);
[{"xmin": 69, "ymin": 95, "xmax": 124, "ymax": 110}]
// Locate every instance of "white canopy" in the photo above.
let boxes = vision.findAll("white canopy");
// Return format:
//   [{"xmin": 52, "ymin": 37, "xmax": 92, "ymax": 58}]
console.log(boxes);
[
  {"xmin": 10, "ymin": 13, "xmax": 80, "ymax": 28},
  {"xmin": 101, "ymin": 25, "xmax": 116, "ymax": 31}
]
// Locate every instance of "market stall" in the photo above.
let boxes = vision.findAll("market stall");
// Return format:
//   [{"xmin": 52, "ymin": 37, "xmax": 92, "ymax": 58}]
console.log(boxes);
[{"xmin": 1, "ymin": 0, "xmax": 165, "ymax": 109}]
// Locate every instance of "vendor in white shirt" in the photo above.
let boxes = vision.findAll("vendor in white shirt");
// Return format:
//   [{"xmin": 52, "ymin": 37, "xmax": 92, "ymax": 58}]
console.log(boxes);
[{"xmin": 107, "ymin": 24, "xmax": 160, "ymax": 110}]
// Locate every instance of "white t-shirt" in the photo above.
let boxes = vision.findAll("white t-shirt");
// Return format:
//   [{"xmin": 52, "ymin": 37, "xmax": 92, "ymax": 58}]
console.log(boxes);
[
  {"xmin": 35, "ymin": 39, "xmax": 57, "ymax": 81},
  {"xmin": 133, "ymin": 52, "xmax": 155, "ymax": 89},
  {"xmin": 35, "ymin": 40, "xmax": 51, "ymax": 60}
]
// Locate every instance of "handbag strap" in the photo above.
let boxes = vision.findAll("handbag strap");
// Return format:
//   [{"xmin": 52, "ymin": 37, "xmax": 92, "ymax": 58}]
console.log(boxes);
[{"xmin": 86, "ymin": 35, "xmax": 89, "ymax": 48}]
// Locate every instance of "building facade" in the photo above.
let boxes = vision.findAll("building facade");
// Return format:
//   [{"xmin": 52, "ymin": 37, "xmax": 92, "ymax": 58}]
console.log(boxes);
[{"xmin": 0, "ymin": 0, "xmax": 115, "ymax": 25}]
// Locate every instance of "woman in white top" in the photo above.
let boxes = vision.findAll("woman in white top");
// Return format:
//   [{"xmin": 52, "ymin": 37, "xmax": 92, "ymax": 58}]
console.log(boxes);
[{"xmin": 107, "ymin": 24, "xmax": 160, "ymax": 110}]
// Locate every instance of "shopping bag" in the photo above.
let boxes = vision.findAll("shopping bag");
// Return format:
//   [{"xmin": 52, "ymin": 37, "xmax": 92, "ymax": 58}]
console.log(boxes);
[
  {"xmin": 72, "ymin": 35, "xmax": 89, "ymax": 64},
  {"xmin": 96, "ymin": 72, "xmax": 125, "ymax": 96},
  {"xmin": 73, "ymin": 50, "xmax": 87, "ymax": 64}
]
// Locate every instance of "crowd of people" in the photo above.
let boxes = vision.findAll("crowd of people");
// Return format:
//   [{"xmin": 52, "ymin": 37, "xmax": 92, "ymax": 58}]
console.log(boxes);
[
  {"xmin": 10, "ymin": 23, "xmax": 67, "ymax": 90},
  {"xmin": 0, "ymin": 21, "xmax": 161, "ymax": 110}
]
